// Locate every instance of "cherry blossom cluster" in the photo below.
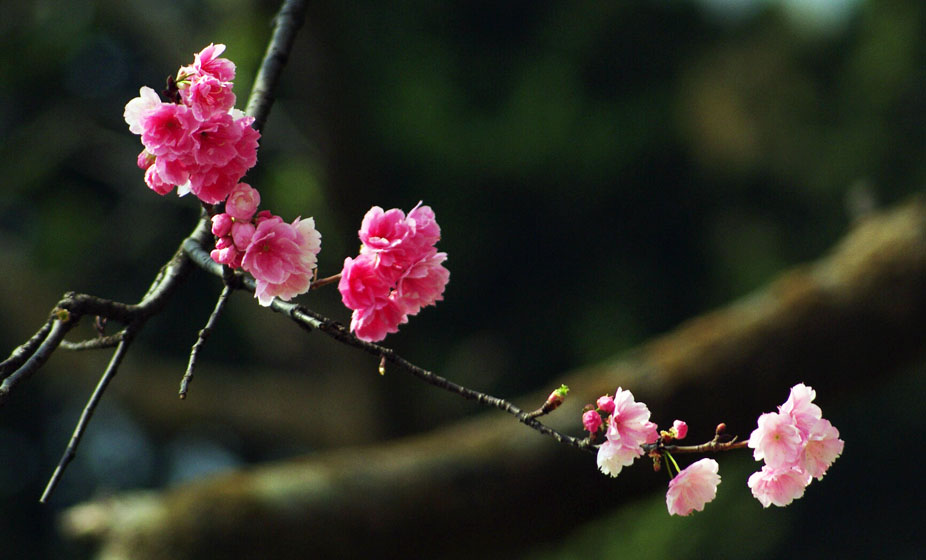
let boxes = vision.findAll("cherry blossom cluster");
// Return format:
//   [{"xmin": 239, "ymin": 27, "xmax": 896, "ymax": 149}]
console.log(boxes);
[
  {"xmin": 583, "ymin": 383, "xmax": 843, "ymax": 516},
  {"xmin": 210, "ymin": 183, "xmax": 321, "ymax": 306},
  {"xmin": 746, "ymin": 383, "xmax": 844, "ymax": 507},
  {"xmin": 124, "ymin": 44, "xmax": 260, "ymax": 204},
  {"xmin": 125, "ymin": 46, "xmax": 449, "ymax": 332},
  {"xmin": 125, "ymin": 45, "xmax": 322, "ymax": 307},
  {"xmin": 338, "ymin": 203, "xmax": 450, "ymax": 342}
]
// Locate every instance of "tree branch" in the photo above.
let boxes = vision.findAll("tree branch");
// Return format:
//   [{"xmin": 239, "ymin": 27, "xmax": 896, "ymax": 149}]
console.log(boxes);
[
  {"xmin": 60, "ymin": 197, "xmax": 926, "ymax": 559},
  {"xmin": 245, "ymin": 0, "xmax": 309, "ymax": 132}
]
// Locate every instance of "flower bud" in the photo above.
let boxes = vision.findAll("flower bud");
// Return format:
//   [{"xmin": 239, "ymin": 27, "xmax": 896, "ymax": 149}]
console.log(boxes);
[
  {"xmin": 596, "ymin": 395, "xmax": 616, "ymax": 415},
  {"xmin": 673, "ymin": 420, "xmax": 688, "ymax": 440},
  {"xmin": 582, "ymin": 410, "xmax": 602, "ymax": 433}
]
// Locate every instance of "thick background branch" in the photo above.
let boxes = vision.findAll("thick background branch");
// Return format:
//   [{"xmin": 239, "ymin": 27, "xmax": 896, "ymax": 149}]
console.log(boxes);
[{"xmin": 61, "ymin": 198, "xmax": 926, "ymax": 559}]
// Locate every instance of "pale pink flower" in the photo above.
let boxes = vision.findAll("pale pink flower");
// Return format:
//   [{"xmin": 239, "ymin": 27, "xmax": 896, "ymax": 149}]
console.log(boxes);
[
  {"xmin": 226, "ymin": 182, "xmax": 260, "ymax": 221},
  {"xmin": 184, "ymin": 75, "xmax": 236, "ymax": 121},
  {"xmin": 582, "ymin": 410, "xmax": 602, "ymax": 433},
  {"xmin": 242, "ymin": 216, "xmax": 321, "ymax": 306},
  {"xmin": 596, "ymin": 387, "xmax": 658, "ymax": 477},
  {"xmin": 747, "ymin": 465, "xmax": 811, "ymax": 508},
  {"xmin": 140, "ymin": 103, "xmax": 197, "ymax": 158},
  {"xmin": 596, "ymin": 439, "xmax": 644, "ymax": 477},
  {"xmin": 801, "ymin": 418, "xmax": 844, "ymax": 480},
  {"xmin": 748, "ymin": 411, "xmax": 803, "ymax": 469},
  {"xmin": 666, "ymin": 458, "xmax": 721, "ymax": 516},
  {"xmin": 780, "ymin": 382, "xmax": 823, "ymax": 438},
  {"xmin": 124, "ymin": 86, "xmax": 162, "ymax": 134},
  {"xmin": 596, "ymin": 395, "xmax": 616, "ymax": 415}
]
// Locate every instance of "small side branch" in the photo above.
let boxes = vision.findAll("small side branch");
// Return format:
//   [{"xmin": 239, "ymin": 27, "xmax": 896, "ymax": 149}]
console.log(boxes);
[
  {"xmin": 0, "ymin": 318, "xmax": 76, "ymax": 405},
  {"xmin": 61, "ymin": 332, "xmax": 125, "ymax": 351},
  {"xmin": 181, "ymin": 238, "xmax": 594, "ymax": 453},
  {"xmin": 40, "ymin": 335, "xmax": 134, "ymax": 504},
  {"xmin": 0, "ymin": 317, "xmax": 54, "ymax": 379},
  {"xmin": 179, "ymin": 285, "xmax": 233, "ymax": 399}
]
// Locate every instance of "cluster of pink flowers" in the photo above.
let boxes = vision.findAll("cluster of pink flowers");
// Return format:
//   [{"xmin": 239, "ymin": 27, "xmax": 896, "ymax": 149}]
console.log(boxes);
[
  {"xmin": 209, "ymin": 183, "xmax": 321, "ymax": 306},
  {"xmin": 585, "ymin": 382, "xmax": 843, "ymax": 516},
  {"xmin": 338, "ymin": 203, "xmax": 449, "ymax": 342},
  {"xmin": 592, "ymin": 388, "xmax": 659, "ymax": 477},
  {"xmin": 747, "ymin": 383, "xmax": 844, "ymax": 507},
  {"xmin": 124, "ymin": 44, "xmax": 259, "ymax": 204}
]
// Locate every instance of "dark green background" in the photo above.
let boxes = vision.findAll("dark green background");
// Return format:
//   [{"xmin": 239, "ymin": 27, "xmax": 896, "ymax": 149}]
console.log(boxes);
[{"xmin": 0, "ymin": 0, "xmax": 922, "ymax": 557}]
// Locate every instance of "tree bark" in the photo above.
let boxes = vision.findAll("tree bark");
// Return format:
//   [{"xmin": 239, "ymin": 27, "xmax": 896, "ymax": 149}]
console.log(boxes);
[{"xmin": 62, "ymin": 197, "xmax": 926, "ymax": 559}]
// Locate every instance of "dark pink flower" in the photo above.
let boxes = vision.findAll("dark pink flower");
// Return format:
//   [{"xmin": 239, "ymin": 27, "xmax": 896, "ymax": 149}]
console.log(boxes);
[
  {"xmin": 191, "ymin": 112, "xmax": 242, "ymax": 167},
  {"xmin": 242, "ymin": 216, "xmax": 321, "ymax": 306},
  {"xmin": 184, "ymin": 75, "xmax": 236, "ymax": 121},
  {"xmin": 226, "ymin": 182, "xmax": 260, "ymax": 221},
  {"xmin": 140, "ymin": 103, "xmax": 196, "ymax": 158},
  {"xmin": 582, "ymin": 410, "xmax": 603, "ymax": 433},
  {"xmin": 192, "ymin": 43, "xmax": 236, "ymax": 82}
]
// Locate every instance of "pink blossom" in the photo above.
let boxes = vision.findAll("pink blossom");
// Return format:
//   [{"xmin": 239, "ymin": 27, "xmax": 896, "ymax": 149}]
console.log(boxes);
[
  {"xmin": 231, "ymin": 221, "xmax": 256, "ymax": 250},
  {"xmin": 184, "ymin": 75, "xmax": 236, "ymax": 121},
  {"xmin": 211, "ymin": 213, "xmax": 233, "ymax": 237},
  {"xmin": 349, "ymin": 298, "xmax": 408, "ymax": 342},
  {"xmin": 596, "ymin": 395, "xmax": 616, "ymax": 415},
  {"xmin": 395, "ymin": 251, "xmax": 449, "ymax": 315},
  {"xmin": 582, "ymin": 410, "xmax": 602, "ymax": 433},
  {"xmin": 780, "ymin": 382, "xmax": 823, "ymax": 438},
  {"xmin": 153, "ymin": 155, "xmax": 191, "ymax": 187},
  {"xmin": 191, "ymin": 112, "xmax": 242, "ymax": 167},
  {"xmin": 801, "ymin": 418, "xmax": 844, "ymax": 480},
  {"xmin": 210, "ymin": 236, "xmax": 241, "ymax": 268},
  {"xmin": 226, "ymin": 182, "xmax": 260, "ymax": 221},
  {"xmin": 242, "ymin": 216, "xmax": 321, "ymax": 306},
  {"xmin": 144, "ymin": 165, "xmax": 174, "ymax": 195},
  {"xmin": 339, "ymin": 254, "xmax": 392, "ymax": 311},
  {"xmin": 188, "ymin": 165, "xmax": 239, "ymax": 205},
  {"xmin": 747, "ymin": 465, "xmax": 811, "ymax": 508},
  {"xmin": 192, "ymin": 43, "xmax": 236, "ymax": 82},
  {"xmin": 124, "ymin": 86, "xmax": 162, "ymax": 135},
  {"xmin": 672, "ymin": 419, "xmax": 688, "ymax": 440},
  {"xmin": 596, "ymin": 387, "xmax": 658, "ymax": 477},
  {"xmin": 748, "ymin": 411, "xmax": 803, "ymax": 469},
  {"xmin": 666, "ymin": 458, "xmax": 721, "ymax": 516},
  {"xmin": 358, "ymin": 206, "xmax": 413, "ymax": 270},
  {"xmin": 340, "ymin": 203, "xmax": 448, "ymax": 342},
  {"xmin": 140, "ymin": 103, "xmax": 197, "ymax": 158},
  {"xmin": 137, "ymin": 150, "xmax": 154, "ymax": 170}
]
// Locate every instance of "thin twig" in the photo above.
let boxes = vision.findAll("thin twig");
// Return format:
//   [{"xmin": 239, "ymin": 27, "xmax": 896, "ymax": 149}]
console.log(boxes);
[
  {"xmin": 179, "ymin": 285, "xmax": 233, "ymax": 399},
  {"xmin": 181, "ymin": 238, "xmax": 594, "ymax": 453},
  {"xmin": 40, "ymin": 334, "xmax": 134, "ymax": 503},
  {"xmin": 0, "ymin": 319, "xmax": 76, "ymax": 405},
  {"xmin": 0, "ymin": 317, "xmax": 55, "ymax": 379},
  {"xmin": 311, "ymin": 273, "xmax": 341, "ymax": 290},
  {"xmin": 245, "ymin": 0, "xmax": 309, "ymax": 130},
  {"xmin": 61, "ymin": 332, "xmax": 125, "ymax": 351}
]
